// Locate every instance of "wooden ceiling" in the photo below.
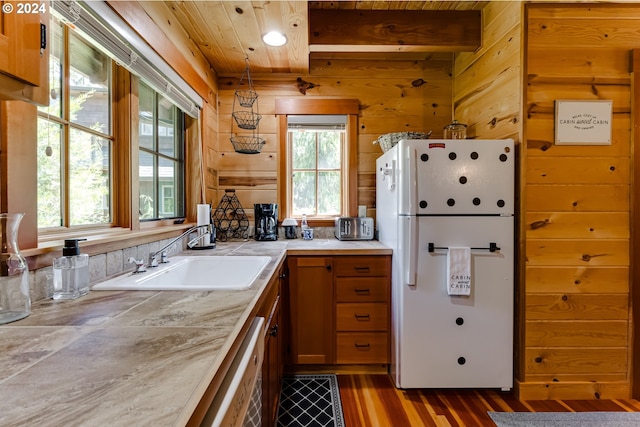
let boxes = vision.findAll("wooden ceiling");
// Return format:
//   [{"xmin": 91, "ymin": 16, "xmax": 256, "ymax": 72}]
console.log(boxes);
[{"xmin": 161, "ymin": 1, "xmax": 488, "ymax": 76}]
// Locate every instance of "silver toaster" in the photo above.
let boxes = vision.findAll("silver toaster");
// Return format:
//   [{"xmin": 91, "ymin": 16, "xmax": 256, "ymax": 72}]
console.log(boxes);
[{"xmin": 334, "ymin": 217, "xmax": 374, "ymax": 241}]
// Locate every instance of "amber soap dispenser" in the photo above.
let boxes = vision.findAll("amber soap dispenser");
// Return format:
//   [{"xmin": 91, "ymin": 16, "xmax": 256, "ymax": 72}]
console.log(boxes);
[{"xmin": 53, "ymin": 239, "xmax": 89, "ymax": 300}]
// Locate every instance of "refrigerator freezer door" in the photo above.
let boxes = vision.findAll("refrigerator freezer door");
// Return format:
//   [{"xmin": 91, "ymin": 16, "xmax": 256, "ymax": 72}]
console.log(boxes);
[
  {"xmin": 392, "ymin": 216, "xmax": 514, "ymax": 389},
  {"xmin": 397, "ymin": 139, "xmax": 514, "ymax": 216}
]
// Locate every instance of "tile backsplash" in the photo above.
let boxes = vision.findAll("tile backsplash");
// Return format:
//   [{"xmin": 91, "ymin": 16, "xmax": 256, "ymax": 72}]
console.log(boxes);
[
  {"xmin": 28, "ymin": 235, "xmax": 189, "ymax": 303},
  {"xmin": 27, "ymin": 226, "xmax": 336, "ymax": 302}
]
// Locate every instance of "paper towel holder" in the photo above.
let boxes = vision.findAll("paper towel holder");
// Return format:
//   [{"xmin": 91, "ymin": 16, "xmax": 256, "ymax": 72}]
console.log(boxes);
[{"xmin": 191, "ymin": 204, "xmax": 215, "ymax": 249}]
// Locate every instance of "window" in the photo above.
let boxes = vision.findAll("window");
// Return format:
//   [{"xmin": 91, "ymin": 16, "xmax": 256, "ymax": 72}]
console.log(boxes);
[
  {"xmin": 276, "ymin": 99, "xmax": 359, "ymax": 223},
  {"xmin": 288, "ymin": 116, "xmax": 346, "ymax": 216},
  {"xmin": 138, "ymin": 82, "xmax": 185, "ymax": 221},
  {"xmin": 37, "ymin": 17, "xmax": 113, "ymax": 229}
]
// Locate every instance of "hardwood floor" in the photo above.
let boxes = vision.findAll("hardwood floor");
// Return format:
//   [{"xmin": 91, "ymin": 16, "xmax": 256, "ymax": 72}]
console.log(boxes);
[{"xmin": 337, "ymin": 374, "xmax": 640, "ymax": 427}]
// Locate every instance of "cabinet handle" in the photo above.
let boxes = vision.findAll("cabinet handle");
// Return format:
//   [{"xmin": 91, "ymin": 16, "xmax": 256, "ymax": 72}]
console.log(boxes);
[
  {"xmin": 354, "ymin": 288, "xmax": 370, "ymax": 295},
  {"xmin": 355, "ymin": 343, "xmax": 371, "ymax": 349},
  {"xmin": 326, "ymin": 265, "xmax": 332, "ymax": 271},
  {"xmin": 41, "ymin": 24, "xmax": 47, "ymax": 52},
  {"xmin": 354, "ymin": 266, "xmax": 370, "ymax": 273},
  {"xmin": 279, "ymin": 273, "xmax": 286, "ymax": 279},
  {"xmin": 354, "ymin": 314, "xmax": 370, "ymax": 320},
  {"xmin": 269, "ymin": 324, "xmax": 279, "ymax": 337}
]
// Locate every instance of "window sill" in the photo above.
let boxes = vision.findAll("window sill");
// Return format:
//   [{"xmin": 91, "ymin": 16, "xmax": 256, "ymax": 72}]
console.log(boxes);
[
  {"xmin": 26, "ymin": 224, "xmax": 196, "ymax": 269},
  {"xmin": 305, "ymin": 219, "xmax": 336, "ymax": 228}
]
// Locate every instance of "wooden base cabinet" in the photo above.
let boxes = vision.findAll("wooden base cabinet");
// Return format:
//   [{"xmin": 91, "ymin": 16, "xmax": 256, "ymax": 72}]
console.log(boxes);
[
  {"xmin": 286, "ymin": 254, "xmax": 391, "ymax": 367},
  {"xmin": 260, "ymin": 265, "xmax": 285, "ymax": 427},
  {"xmin": 287, "ymin": 256, "xmax": 335, "ymax": 364},
  {"xmin": 335, "ymin": 256, "xmax": 390, "ymax": 365}
]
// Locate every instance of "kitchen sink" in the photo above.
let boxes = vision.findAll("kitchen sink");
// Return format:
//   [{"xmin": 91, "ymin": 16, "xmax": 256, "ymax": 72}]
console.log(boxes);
[{"xmin": 92, "ymin": 256, "xmax": 271, "ymax": 291}]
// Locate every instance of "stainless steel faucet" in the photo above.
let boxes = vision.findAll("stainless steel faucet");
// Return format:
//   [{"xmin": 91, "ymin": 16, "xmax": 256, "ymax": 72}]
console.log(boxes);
[{"xmin": 148, "ymin": 224, "xmax": 214, "ymax": 267}]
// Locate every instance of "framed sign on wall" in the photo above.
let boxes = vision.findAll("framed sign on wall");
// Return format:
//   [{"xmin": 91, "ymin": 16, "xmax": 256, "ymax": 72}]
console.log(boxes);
[{"xmin": 554, "ymin": 100, "xmax": 612, "ymax": 145}]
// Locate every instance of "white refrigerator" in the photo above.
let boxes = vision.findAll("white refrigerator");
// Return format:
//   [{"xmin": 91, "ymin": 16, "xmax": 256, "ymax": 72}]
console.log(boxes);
[{"xmin": 376, "ymin": 139, "xmax": 514, "ymax": 390}]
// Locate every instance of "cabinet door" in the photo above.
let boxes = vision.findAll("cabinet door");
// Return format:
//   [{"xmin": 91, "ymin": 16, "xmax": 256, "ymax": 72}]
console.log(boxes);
[
  {"xmin": 0, "ymin": 3, "xmax": 49, "ymax": 104},
  {"xmin": 263, "ymin": 295, "xmax": 281, "ymax": 427},
  {"xmin": 0, "ymin": 4, "xmax": 44, "ymax": 86},
  {"xmin": 287, "ymin": 257, "xmax": 334, "ymax": 364}
]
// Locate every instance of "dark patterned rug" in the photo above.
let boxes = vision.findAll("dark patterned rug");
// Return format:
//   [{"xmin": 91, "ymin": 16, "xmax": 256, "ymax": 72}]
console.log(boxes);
[
  {"xmin": 277, "ymin": 375, "xmax": 345, "ymax": 427},
  {"xmin": 489, "ymin": 411, "xmax": 640, "ymax": 426}
]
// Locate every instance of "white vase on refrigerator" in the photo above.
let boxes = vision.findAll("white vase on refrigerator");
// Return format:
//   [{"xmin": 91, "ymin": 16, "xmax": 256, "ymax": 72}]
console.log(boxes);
[{"xmin": 376, "ymin": 139, "xmax": 514, "ymax": 390}]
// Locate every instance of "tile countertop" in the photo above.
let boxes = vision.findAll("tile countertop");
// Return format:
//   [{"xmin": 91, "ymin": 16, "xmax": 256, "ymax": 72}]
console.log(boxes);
[{"xmin": 0, "ymin": 238, "xmax": 390, "ymax": 427}]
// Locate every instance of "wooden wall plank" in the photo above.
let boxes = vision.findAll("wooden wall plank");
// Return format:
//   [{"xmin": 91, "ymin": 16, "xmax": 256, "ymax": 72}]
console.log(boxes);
[
  {"xmin": 525, "ymin": 266, "xmax": 629, "ymax": 294},
  {"xmin": 527, "ymin": 84, "xmax": 630, "ymax": 110},
  {"xmin": 526, "ymin": 239, "xmax": 628, "ymax": 266},
  {"xmin": 526, "ymin": 294, "xmax": 629, "ymax": 320},
  {"xmin": 526, "ymin": 157, "xmax": 629, "ymax": 184},
  {"xmin": 528, "ymin": 47, "xmax": 631, "ymax": 80},
  {"xmin": 528, "ymin": 5, "xmax": 640, "ymax": 19},
  {"xmin": 525, "ymin": 320, "xmax": 628, "ymax": 347},
  {"xmin": 526, "ymin": 184, "xmax": 629, "ymax": 212},
  {"xmin": 516, "ymin": 380, "xmax": 629, "ymax": 400},
  {"xmin": 524, "ymin": 348, "xmax": 627, "ymax": 374},
  {"xmin": 524, "ymin": 212, "xmax": 629, "ymax": 239},
  {"xmin": 528, "ymin": 17, "xmax": 640, "ymax": 49}
]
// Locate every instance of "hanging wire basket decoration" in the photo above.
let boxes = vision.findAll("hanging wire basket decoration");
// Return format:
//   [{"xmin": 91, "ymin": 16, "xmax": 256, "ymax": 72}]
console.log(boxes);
[
  {"xmin": 230, "ymin": 135, "xmax": 266, "ymax": 155},
  {"xmin": 232, "ymin": 111, "xmax": 262, "ymax": 130},
  {"xmin": 230, "ymin": 56, "xmax": 265, "ymax": 154},
  {"xmin": 235, "ymin": 89, "xmax": 258, "ymax": 108}
]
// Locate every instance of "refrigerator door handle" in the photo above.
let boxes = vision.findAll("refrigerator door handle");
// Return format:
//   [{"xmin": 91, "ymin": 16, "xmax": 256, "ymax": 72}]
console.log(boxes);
[
  {"xmin": 398, "ymin": 145, "xmax": 418, "ymax": 215},
  {"xmin": 379, "ymin": 160, "xmax": 396, "ymax": 190},
  {"xmin": 402, "ymin": 216, "xmax": 418, "ymax": 287},
  {"xmin": 408, "ymin": 146, "xmax": 418, "ymax": 215}
]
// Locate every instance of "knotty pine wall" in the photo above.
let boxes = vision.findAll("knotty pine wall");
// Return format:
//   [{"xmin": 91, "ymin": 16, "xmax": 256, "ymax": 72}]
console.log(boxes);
[
  {"xmin": 520, "ymin": 3, "xmax": 636, "ymax": 400},
  {"xmin": 453, "ymin": 1, "xmax": 522, "ymax": 141},
  {"xmin": 215, "ymin": 59, "xmax": 453, "ymax": 215}
]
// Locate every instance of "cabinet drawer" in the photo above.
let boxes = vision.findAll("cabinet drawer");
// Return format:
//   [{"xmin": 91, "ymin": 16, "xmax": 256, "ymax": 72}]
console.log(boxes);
[
  {"xmin": 334, "ymin": 256, "xmax": 389, "ymax": 277},
  {"xmin": 336, "ymin": 332, "xmax": 388, "ymax": 364},
  {"xmin": 336, "ymin": 303, "xmax": 388, "ymax": 331},
  {"xmin": 336, "ymin": 277, "xmax": 389, "ymax": 302}
]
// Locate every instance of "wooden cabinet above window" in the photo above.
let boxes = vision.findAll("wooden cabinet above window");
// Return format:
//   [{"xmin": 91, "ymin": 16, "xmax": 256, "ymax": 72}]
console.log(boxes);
[{"xmin": 0, "ymin": 3, "xmax": 49, "ymax": 105}]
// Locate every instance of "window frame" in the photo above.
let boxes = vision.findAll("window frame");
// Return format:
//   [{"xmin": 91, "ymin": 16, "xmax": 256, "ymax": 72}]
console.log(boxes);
[
  {"xmin": 137, "ymin": 81, "xmax": 186, "ymax": 222},
  {"xmin": 287, "ymin": 125, "xmax": 346, "ymax": 218},
  {"xmin": 37, "ymin": 20, "xmax": 116, "ymax": 231},
  {"xmin": 34, "ymin": 22, "xmax": 192, "ymax": 241},
  {"xmin": 276, "ymin": 99, "xmax": 359, "ymax": 226}
]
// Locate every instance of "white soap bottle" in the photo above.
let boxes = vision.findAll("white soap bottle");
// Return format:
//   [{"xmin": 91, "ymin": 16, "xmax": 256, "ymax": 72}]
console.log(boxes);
[{"xmin": 53, "ymin": 239, "xmax": 89, "ymax": 300}]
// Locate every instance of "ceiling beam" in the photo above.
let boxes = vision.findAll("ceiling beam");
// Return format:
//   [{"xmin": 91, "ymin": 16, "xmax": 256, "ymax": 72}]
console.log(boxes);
[{"xmin": 308, "ymin": 9, "xmax": 482, "ymax": 53}]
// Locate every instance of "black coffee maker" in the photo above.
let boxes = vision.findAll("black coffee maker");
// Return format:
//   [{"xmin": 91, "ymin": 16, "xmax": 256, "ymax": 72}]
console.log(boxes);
[{"xmin": 254, "ymin": 203, "xmax": 278, "ymax": 241}]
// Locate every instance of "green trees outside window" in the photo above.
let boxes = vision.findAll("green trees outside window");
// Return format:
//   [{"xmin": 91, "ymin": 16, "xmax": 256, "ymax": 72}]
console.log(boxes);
[
  {"xmin": 37, "ymin": 17, "xmax": 112, "ymax": 229},
  {"xmin": 290, "ymin": 129, "xmax": 343, "ymax": 217}
]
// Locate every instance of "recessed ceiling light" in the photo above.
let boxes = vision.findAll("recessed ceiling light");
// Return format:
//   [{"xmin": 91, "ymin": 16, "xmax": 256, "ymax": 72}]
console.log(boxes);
[{"xmin": 262, "ymin": 31, "xmax": 287, "ymax": 47}]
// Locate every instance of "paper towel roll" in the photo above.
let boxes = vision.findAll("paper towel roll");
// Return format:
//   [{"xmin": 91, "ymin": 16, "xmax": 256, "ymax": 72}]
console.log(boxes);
[{"xmin": 197, "ymin": 204, "xmax": 211, "ymax": 226}]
